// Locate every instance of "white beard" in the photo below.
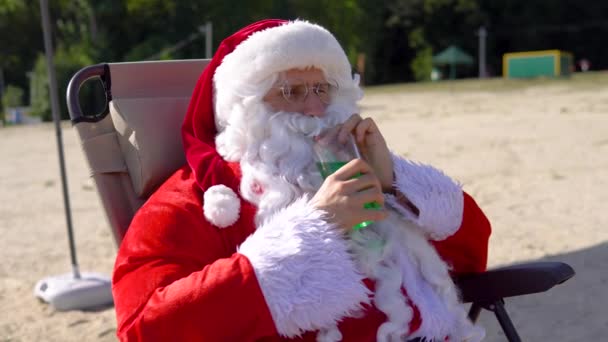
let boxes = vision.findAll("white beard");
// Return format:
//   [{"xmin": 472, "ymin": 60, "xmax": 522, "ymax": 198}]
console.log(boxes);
[
  {"xmin": 348, "ymin": 214, "xmax": 484, "ymax": 342},
  {"xmin": 219, "ymin": 101, "xmax": 351, "ymax": 224}
]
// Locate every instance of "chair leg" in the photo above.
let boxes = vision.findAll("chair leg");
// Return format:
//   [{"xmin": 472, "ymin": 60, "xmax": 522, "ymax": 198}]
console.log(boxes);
[
  {"xmin": 492, "ymin": 300, "xmax": 522, "ymax": 342},
  {"xmin": 468, "ymin": 302, "xmax": 483, "ymax": 322}
]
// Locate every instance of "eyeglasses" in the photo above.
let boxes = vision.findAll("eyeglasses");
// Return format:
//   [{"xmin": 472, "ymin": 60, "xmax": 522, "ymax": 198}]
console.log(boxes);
[{"xmin": 277, "ymin": 80, "xmax": 339, "ymax": 104}]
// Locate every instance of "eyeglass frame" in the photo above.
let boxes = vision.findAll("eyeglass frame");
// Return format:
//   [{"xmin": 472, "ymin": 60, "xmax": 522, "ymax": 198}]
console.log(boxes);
[{"xmin": 275, "ymin": 79, "xmax": 339, "ymax": 105}]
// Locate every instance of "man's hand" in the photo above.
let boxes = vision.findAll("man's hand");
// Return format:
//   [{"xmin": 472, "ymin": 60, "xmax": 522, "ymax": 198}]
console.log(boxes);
[
  {"xmin": 337, "ymin": 114, "xmax": 394, "ymax": 192},
  {"xmin": 310, "ymin": 158, "xmax": 388, "ymax": 232}
]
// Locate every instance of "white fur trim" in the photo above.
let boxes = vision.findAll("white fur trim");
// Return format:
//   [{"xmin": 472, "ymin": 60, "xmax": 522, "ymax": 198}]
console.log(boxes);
[
  {"xmin": 202, "ymin": 185, "xmax": 241, "ymax": 228},
  {"xmin": 350, "ymin": 215, "xmax": 484, "ymax": 341},
  {"xmin": 214, "ymin": 20, "xmax": 354, "ymax": 132},
  {"xmin": 387, "ymin": 152, "xmax": 464, "ymax": 241},
  {"xmin": 238, "ymin": 196, "xmax": 370, "ymax": 338}
]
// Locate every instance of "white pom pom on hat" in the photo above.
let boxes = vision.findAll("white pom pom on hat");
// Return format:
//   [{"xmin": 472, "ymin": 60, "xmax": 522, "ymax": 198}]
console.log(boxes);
[{"xmin": 203, "ymin": 185, "xmax": 241, "ymax": 228}]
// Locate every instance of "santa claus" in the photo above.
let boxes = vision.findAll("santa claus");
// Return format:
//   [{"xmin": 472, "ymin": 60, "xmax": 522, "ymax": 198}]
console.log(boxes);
[{"xmin": 112, "ymin": 19, "xmax": 491, "ymax": 342}]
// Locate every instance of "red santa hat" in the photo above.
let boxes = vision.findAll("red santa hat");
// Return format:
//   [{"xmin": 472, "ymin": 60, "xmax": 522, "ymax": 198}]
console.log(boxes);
[{"xmin": 181, "ymin": 19, "xmax": 353, "ymax": 228}]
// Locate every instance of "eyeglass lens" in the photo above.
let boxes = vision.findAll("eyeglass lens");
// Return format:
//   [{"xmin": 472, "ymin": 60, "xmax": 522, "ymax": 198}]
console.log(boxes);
[{"xmin": 281, "ymin": 80, "xmax": 337, "ymax": 104}]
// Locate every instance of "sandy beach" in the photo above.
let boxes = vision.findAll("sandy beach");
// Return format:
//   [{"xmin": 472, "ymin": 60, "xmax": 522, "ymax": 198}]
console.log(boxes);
[{"xmin": 1, "ymin": 74, "xmax": 607, "ymax": 341}]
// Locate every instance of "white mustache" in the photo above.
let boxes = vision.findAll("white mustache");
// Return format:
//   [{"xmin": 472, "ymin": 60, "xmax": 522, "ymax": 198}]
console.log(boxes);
[{"xmin": 269, "ymin": 111, "xmax": 341, "ymax": 137}]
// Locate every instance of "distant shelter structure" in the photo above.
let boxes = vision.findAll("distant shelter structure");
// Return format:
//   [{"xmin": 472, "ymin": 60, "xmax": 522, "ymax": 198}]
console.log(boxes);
[
  {"xmin": 432, "ymin": 45, "xmax": 474, "ymax": 80},
  {"xmin": 503, "ymin": 50, "xmax": 573, "ymax": 78}
]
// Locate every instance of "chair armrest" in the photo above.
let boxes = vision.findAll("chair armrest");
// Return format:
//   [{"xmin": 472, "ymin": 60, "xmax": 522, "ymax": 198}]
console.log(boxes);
[{"xmin": 454, "ymin": 261, "xmax": 575, "ymax": 304}]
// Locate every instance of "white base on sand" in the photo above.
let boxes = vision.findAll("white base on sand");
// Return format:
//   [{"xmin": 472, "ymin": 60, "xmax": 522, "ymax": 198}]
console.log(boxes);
[{"xmin": 34, "ymin": 272, "xmax": 113, "ymax": 311}]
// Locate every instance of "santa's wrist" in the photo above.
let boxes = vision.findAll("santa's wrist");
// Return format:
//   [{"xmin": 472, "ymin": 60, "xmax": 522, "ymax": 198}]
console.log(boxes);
[
  {"xmin": 378, "ymin": 164, "xmax": 395, "ymax": 193},
  {"xmin": 390, "ymin": 189, "xmax": 420, "ymax": 217},
  {"xmin": 388, "ymin": 152, "xmax": 464, "ymax": 240},
  {"xmin": 382, "ymin": 182, "xmax": 395, "ymax": 194}
]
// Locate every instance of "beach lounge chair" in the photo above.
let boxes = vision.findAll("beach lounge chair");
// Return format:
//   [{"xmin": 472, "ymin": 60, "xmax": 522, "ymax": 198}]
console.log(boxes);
[{"xmin": 66, "ymin": 59, "xmax": 574, "ymax": 342}]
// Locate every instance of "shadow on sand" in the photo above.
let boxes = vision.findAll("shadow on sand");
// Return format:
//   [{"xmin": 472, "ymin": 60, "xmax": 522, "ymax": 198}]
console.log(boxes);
[{"xmin": 478, "ymin": 242, "xmax": 607, "ymax": 341}]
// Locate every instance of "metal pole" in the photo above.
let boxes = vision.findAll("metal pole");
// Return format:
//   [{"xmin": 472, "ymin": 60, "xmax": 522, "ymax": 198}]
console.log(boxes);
[
  {"xmin": 205, "ymin": 21, "xmax": 213, "ymax": 59},
  {"xmin": 478, "ymin": 26, "xmax": 487, "ymax": 78},
  {"xmin": 40, "ymin": 0, "xmax": 80, "ymax": 279}
]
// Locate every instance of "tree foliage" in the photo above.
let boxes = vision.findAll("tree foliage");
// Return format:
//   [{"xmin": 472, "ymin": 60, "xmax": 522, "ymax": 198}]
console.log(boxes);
[
  {"xmin": 1, "ymin": 84, "xmax": 24, "ymax": 107},
  {"xmin": 1, "ymin": 0, "xmax": 607, "ymax": 121},
  {"xmin": 29, "ymin": 44, "xmax": 93, "ymax": 121},
  {"xmin": 1, "ymin": 84, "xmax": 24, "ymax": 124}
]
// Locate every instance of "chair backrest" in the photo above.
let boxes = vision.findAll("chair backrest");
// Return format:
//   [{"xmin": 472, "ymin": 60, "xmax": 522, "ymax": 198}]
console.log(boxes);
[{"xmin": 67, "ymin": 59, "xmax": 210, "ymax": 244}]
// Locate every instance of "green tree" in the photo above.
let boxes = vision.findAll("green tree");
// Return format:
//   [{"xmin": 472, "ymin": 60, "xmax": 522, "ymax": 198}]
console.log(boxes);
[
  {"xmin": 4, "ymin": 0, "xmax": 607, "ymax": 96},
  {"xmin": 29, "ymin": 55, "xmax": 50, "ymax": 121},
  {"xmin": 408, "ymin": 27, "xmax": 433, "ymax": 81},
  {"xmin": 377, "ymin": 0, "xmax": 482, "ymax": 82},
  {"xmin": 1, "ymin": 84, "xmax": 24, "ymax": 124},
  {"xmin": 479, "ymin": 0, "xmax": 608, "ymax": 75},
  {"xmin": 1, "ymin": 84, "xmax": 24, "ymax": 107},
  {"xmin": 30, "ymin": 45, "xmax": 93, "ymax": 121},
  {"xmin": 0, "ymin": 1, "xmax": 43, "ymax": 101}
]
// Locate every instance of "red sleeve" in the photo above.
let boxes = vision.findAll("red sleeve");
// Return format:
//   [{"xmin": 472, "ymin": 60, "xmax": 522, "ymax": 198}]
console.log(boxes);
[
  {"xmin": 112, "ymin": 174, "xmax": 277, "ymax": 341},
  {"xmin": 432, "ymin": 192, "xmax": 491, "ymax": 274}
]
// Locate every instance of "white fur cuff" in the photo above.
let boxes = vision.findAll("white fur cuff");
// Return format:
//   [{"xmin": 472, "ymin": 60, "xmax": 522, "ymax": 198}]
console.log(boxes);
[
  {"xmin": 238, "ymin": 196, "xmax": 370, "ymax": 337},
  {"xmin": 388, "ymin": 153, "xmax": 464, "ymax": 241}
]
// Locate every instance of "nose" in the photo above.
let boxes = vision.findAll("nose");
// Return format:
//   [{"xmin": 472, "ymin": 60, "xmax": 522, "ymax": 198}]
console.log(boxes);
[{"xmin": 301, "ymin": 93, "xmax": 327, "ymax": 117}]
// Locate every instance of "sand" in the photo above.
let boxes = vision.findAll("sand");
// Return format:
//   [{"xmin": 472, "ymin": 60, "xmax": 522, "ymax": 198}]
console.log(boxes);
[{"xmin": 1, "ymin": 75, "xmax": 607, "ymax": 341}]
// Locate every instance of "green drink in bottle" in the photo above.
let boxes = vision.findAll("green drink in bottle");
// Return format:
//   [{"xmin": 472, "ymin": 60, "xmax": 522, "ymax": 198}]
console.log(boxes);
[{"xmin": 313, "ymin": 132, "xmax": 382, "ymax": 230}]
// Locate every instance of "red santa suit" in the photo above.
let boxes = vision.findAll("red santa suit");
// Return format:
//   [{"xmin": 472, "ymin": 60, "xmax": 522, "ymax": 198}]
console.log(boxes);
[{"xmin": 112, "ymin": 19, "xmax": 491, "ymax": 342}]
